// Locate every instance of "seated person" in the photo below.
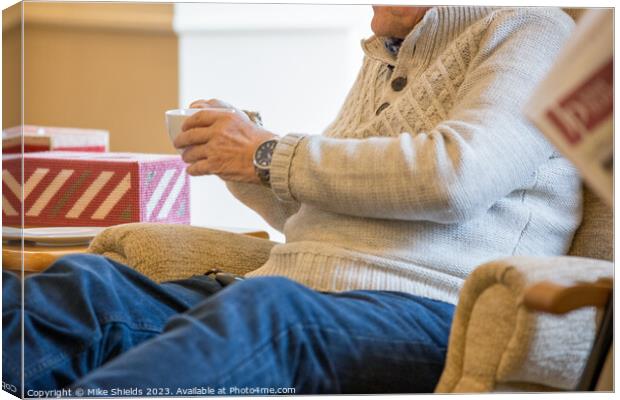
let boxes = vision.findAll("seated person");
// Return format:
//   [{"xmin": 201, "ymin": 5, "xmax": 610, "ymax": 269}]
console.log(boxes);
[{"xmin": 2, "ymin": 5, "xmax": 580, "ymax": 395}]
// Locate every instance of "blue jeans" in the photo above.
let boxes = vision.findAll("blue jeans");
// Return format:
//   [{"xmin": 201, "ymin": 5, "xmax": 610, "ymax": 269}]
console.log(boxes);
[{"xmin": 3, "ymin": 254, "xmax": 454, "ymax": 396}]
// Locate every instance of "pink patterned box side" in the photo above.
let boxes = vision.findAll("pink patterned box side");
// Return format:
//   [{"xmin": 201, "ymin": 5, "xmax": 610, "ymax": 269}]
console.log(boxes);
[{"xmin": 139, "ymin": 157, "xmax": 190, "ymax": 224}]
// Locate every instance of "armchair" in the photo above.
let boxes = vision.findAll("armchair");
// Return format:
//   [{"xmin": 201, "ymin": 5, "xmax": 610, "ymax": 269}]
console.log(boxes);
[
  {"xmin": 88, "ymin": 186, "xmax": 613, "ymax": 392},
  {"xmin": 435, "ymin": 186, "xmax": 612, "ymax": 392}
]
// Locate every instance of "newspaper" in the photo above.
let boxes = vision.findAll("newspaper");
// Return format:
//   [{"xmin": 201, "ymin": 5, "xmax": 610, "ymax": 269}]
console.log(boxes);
[{"xmin": 524, "ymin": 9, "xmax": 613, "ymax": 207}]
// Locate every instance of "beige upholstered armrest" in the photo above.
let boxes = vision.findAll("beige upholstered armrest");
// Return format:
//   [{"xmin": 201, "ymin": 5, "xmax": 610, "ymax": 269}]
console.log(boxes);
[
  {"xmin": 435, "ymin": 256, "xmax": 613, "ymax": 393},
  {"xmin": 88, "ymin": 223, "xmax": 276, "ymax": 282}
]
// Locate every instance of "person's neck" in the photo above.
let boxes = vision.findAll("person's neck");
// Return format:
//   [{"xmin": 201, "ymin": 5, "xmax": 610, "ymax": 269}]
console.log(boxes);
[{"xmin": 363, "ymin": 6, "xmax": 496, "ymax": 67}]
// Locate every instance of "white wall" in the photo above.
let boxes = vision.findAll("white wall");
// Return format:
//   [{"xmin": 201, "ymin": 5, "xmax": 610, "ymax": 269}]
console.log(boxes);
[{"xmin": 175, "ymin": 3, "xmax": 372, "ymax": 241}]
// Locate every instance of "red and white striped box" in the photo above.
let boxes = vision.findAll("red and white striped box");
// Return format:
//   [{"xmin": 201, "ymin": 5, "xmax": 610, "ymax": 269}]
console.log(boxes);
[
  {"xmin": 2, "ymin": 125, "xmax": 109, "ymax": 154},
  {"xmin": 2, "ymin": 152, "xmax": 190, "ymax": 227}
]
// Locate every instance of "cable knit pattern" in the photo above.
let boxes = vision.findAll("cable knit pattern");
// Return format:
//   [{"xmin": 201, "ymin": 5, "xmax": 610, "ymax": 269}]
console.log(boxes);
[{"xmin": 227, "ymin": 6, "xmax": 582, "ymax": 305}]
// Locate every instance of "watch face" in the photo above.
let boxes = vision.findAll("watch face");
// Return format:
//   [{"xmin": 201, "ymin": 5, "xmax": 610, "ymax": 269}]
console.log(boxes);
[{"xmin": 255, "ymin": 140, "xmax": 278, "ymax": 168}]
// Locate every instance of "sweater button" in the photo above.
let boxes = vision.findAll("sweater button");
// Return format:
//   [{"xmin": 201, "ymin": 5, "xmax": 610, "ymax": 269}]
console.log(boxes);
[
  {"xmin": 375, "ymin": 102, "xmax": 390, "ymax": 115},
  {"xmin": 391, "ymin": 76, "xmax": 408, "ymax": 91}
]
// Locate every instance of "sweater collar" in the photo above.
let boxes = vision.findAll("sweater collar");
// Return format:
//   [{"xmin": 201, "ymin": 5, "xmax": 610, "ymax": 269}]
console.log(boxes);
[{"xmin": 361, "ymin": 6, "xmax": 495, "ymax": 67}]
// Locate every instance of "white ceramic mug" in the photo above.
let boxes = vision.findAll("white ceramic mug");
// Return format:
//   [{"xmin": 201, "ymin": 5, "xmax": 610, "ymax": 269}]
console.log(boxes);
[{"xmin": 165, "ymin": 108, "xmax": 234, "ymax": 152}]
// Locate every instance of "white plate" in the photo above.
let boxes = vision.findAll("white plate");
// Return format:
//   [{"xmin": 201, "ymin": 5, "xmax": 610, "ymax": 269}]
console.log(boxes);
[{"xmin": 2, "ymin": 226, "xmax": 106, "ymax": 245}]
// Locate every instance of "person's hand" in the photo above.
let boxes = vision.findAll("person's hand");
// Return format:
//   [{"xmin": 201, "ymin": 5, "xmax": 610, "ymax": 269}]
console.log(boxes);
[{"xmin": 174, "ymin": 99, "xmax": 277, "ymax": 183}]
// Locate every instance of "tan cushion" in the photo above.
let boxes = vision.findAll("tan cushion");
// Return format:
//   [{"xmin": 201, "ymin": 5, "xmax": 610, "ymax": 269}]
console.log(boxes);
[
  {"xmin": 88, "ymin": 223, "xmax": 276, "ymax": 282},
  {"xmin": 568, "ymin": 186, "xmax": 613, "ymax": 261}
]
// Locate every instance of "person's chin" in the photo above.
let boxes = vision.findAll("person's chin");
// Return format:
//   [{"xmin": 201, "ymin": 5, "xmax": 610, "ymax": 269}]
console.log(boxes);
[
  {"xmin": 370, "ymin": 21, "xmax": 404, "ymax": 38},
  {"xmin": 370, "ymin": 24, "xmax": 390, "ymax": 38},
  {"xmin": 370, "ymin": 19, "xmax": 380, "ymax": 36}
]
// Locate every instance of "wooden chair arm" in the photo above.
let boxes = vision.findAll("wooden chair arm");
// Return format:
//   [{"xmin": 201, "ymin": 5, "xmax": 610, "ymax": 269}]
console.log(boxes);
[{"xmin": 523, "ymin": 278, "xmax": 612, "ymax": 314}]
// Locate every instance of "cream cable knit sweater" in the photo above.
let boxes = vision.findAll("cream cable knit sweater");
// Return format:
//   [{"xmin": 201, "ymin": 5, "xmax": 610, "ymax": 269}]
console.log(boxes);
[{"xmin": 227, "ymin": 6, "xmax": 581, "ymax": 305}]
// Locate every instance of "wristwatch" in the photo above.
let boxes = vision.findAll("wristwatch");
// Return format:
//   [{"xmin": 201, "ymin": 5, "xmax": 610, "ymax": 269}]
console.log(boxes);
[{"xmin": 253, "ymin": 138, "xmax": 279, "ymax": 187}]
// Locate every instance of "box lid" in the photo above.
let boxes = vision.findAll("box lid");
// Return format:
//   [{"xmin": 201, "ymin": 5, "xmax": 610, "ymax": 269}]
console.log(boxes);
[
  {"xmin": 3, "ymin": 125, "xmax": 109, "ymax": 149},
  {"xmin": 21, "ymin": 151, "xmax": 182, "ymax": 163}
]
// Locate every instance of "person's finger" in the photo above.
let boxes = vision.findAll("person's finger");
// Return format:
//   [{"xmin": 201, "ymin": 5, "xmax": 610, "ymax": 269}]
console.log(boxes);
[
  {"xmin": 181, "ymin": 144, "xmax": 209, "ymax": 164},
  {"xmin": 205, "ymin": 98, "xmax": 234, "ymax": 109},
  {"xmin": 186, "ymin": 159, "xmax": 215, "ymax": 176},
  {"xmin": 181, "ymin": 110, "xmax": 219, "ymax": 132},
  {"xmin": 173, "ymin": 126, "xmax": 213, "ymax": 149},
  {"xmin": 189, "ymin": 99, "xmax": 209, "ymax": 109},
  {"xmin": 189, "ymin": 98, "xmax": 233, "ymax": 109},
  {"xmin": 182, "ymin": 109, "xmax": 235, "ymax": 132}
]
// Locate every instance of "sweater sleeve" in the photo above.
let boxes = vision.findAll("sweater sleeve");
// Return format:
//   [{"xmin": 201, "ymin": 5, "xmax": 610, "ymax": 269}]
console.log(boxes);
[
  {"xmin": 226, "ymin": 181, "xmax": 300, "ymax": 233},
  {"xmin": 269, "ymin": 11, "xmax": 574, "ymax": 224}
]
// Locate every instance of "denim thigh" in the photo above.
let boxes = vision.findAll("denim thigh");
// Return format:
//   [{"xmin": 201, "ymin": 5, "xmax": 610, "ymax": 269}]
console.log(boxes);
[
  {"xmin": 2, "ymin": 253, "xmax": 223, "ymax": 394},
  {"xmin": 72, "ymin": 276, "xmax": 455, "ymax": 394}
]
